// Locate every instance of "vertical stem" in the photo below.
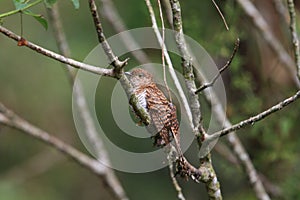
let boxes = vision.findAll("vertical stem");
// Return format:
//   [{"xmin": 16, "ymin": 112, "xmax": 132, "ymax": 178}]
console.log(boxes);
[
  {"xmin": 169, "ymin": 0, "xmax": 222, "ymax": 199},
  {"xmin": 287, "ymin": 0, "xmax": 300, "ymax": 80}
]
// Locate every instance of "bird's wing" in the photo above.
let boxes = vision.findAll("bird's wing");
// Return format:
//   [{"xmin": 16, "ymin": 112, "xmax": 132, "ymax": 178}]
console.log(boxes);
[{"xmin": 144, "ymin": 85, "xmax": 177, "ymax": 146}]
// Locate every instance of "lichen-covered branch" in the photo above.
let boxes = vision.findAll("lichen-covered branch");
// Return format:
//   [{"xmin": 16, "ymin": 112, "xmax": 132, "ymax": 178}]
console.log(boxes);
[
  {"xmin": 169, "ymin": 0, "xmax": 201, "ymax": 132},
  {"xmin": 287, "ymin": 0, "xmax": 300, "ymax": 80},
  {"xmin": 168, "ymin": 0, "xmax": 221, "ymax": 199}
]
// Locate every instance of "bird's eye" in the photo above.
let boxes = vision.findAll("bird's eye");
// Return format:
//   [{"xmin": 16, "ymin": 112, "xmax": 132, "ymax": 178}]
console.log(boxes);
[{"xmin": 138, "ymin": 74, "xmax": 144, "ymax": 78}]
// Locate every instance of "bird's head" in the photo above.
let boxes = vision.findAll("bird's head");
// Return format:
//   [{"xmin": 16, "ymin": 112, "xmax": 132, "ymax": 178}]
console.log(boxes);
[{"xmin": 125, "ymin": 68, "xmax": 154, "ymax": 88}]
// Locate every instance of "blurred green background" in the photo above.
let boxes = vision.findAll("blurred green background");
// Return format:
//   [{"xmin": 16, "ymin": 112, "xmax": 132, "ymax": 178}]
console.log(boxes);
[{"xmin": 1, "ymin": 0, "xmax": 300, "ymax": 199}]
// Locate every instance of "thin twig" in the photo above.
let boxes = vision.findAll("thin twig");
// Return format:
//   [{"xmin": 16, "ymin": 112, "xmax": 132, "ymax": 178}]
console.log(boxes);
[
  {"xmin": 0, "ymin": 25, "xmax": 113, "ymax": 76},
  {"xmin": 158, "ymin": 0, "xmax": 172, "ymax": 102},
  {"xmin": 88, "ymin": 0, "xmax": 128, "ymax": 69},
  {"xmin": 0, "ymin": 0, "xmax": 43, "ymax": 18},
  {"xmin": 195, "ymin": 38, "xmax": 240, "ymax": 94},
  {"xmin": 47, "ymin": 5, "xmax": 128, "ymax": 200},
  {"xmin": 287, "ymin": 0, "xmax": 300, "ymax": 80},
  {"xmin": 237, "ymin": 0, "xmax": 300, "ymax": 88},
  {"xmin": 145, "ymin": 0, "xmax": 194, "ymax": 129},
  {"xmin": 206, "ymin": 90, "xmax": 300, "ymax": 141},
  {"xmin": 211, "ymin": 0, "xmax": 229, "ymax": 30},
  {"xmin": 167, "ymin": 147, "xmax": 186, "ymax": 200}
]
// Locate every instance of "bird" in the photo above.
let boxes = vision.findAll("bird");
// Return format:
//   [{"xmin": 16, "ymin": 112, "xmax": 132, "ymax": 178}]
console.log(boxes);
[{"xmin": 126, "ymin": 68, "xmax": 182, "ymax": 154}]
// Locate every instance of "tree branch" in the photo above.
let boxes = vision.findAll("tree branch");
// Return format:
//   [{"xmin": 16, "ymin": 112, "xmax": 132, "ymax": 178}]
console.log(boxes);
[
  {"xmin": 206, "ymin": 90, "xmax": 300, "ymax": 141},
  {"xmin": 167, "ymin": 147, "xmax": 186, "ymax": 200},
  {"xmin": 169, "ymin": 0, "xmax": 202, "ymax": 132},
  {"xmin": 88, "ymin": 0, "xmax": 128, "ymax": 69},
  {"xmin": 287, "ymin": 0, "xmax": 300, "ymax": 80},
  {"xmin": 0, "ymin": 25, "xmax": 113, "ymax": 76},
  {"xmin": 211, "ymin": 0, "xmax": 229, "ymax": 31},
  {"xmin": 88, "ymin": 0, "xmax": 151, "ymax": 126},
  {"xmin": 0, "ymin": 103, "xmax": 131, "ymax": 200},
  {"xmin": 0, "ymin": 103, "xmax": 106, "ymax": 176},
  {"xmin": 168, "ymin": 0, "xmax": 222, "ymax": 199},
  {"xmin": 195, "ymin": 38, "xmax": 240, "ymax": 94},
  {"xmin": 0, "ymin": 0, "xmax": 43, "ymax": 18}
]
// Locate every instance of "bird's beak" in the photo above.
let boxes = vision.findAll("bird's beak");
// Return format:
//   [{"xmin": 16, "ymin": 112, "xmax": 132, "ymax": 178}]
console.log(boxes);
[{"xmin": 125, "ymin": 71, "xmax": 131, "ymax": 77}]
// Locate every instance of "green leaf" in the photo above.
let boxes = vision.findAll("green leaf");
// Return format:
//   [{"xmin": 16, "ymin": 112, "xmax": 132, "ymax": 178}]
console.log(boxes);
[
  {"xmin": 13, "ymin": 0, "xmax": 29, "ymax": 10},
  {"xmin": 44, "ymin": 0, "xmax": 57, "ymax": 8},
  {"xmin": 23, "ymin": 10, "xmax": 48, "ymax": 30},
  {"xmin": 71, "ymin": 0, "xmax": 80, "ymax": 9}
]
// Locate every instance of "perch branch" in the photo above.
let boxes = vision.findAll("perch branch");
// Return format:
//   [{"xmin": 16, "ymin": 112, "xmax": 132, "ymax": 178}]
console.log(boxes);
[{"xmin": 89, "ymin": 0, "xmax": 151, "ymax": 125}]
